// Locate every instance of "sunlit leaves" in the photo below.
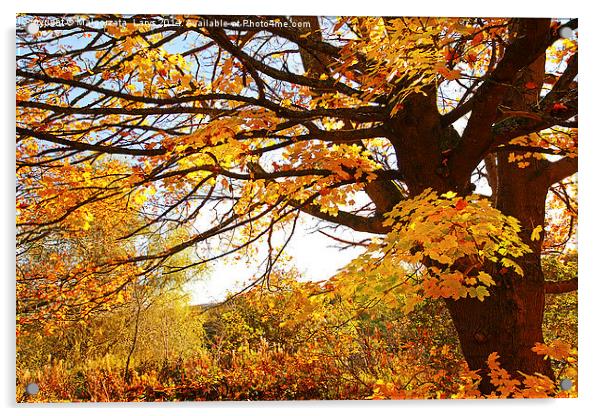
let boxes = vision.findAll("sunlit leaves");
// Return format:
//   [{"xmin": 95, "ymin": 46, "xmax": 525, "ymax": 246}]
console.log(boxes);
[
  {"xmin": 481, "ymin": 345, "xmax": 577, "ymax": 399},
  {"xmin": 331, "ymin": 189, "xmax": 531, "ymax": 311},
  {"xmin": 532, "ymin": 339, "xmax": 573, "ymax": 361}
]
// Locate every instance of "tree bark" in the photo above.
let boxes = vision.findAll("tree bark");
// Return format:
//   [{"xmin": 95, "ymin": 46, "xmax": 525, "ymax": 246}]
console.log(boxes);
[{"xmin": 444, "ymin": 150, "xmax": 554, "ymax": 394}]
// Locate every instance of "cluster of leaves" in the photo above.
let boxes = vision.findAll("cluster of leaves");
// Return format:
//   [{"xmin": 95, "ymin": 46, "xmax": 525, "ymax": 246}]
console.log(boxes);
[
  {"xmin": 332, "ymin": 17, "xmax": 509, "ymax": 115},
  {"xmin": 369, "ymin": 338, "xmax": 577, "ymax": 400},
  {"xmin": 17, "ymin": 178, "xmax": 144, "ymax": 331},
  {"xmin": 331, "ymin": 190, "xmax": 531, "ymax": 313},
  {"xmin": 482, "ymin": 340, "xmax": 577, "ymax": 399}
]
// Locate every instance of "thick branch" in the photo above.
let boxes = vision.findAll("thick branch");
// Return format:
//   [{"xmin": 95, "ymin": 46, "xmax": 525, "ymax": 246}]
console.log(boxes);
[
  {"xmin": 293, "ymin": 16, "xmax": 403, "ymax": 215},
  {"xmin": 540, "ymin": 52, "xmax": 578, "ymax": 110},
  {"xmin": 544, "ymin": 277, "xmax": 578, "ymax": 294},
  {"xmin": 491, "ymin": 101, "xmax": 577, "ymax": 145},
  {"xmin": 295, "ymin": 202, "xmax": 388, "ymax": 234},
  {"xmin": 545, "ymin": 156, "xmax": 578, "ymax": 186},
  {"xmin": 448, "ymin": 19, "xmax": 552, "ymax": 182}
]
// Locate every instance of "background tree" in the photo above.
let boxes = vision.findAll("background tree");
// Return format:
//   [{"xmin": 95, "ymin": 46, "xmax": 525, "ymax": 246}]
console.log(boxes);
[{"xmin": 17, "ymin": 14, "xmax": 577, "ymax": 393}]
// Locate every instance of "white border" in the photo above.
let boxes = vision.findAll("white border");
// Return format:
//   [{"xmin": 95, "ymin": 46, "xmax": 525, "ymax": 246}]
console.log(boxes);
[{"xmin": 4, "ymin": 1, "xmax": 601, "ymax": 415}]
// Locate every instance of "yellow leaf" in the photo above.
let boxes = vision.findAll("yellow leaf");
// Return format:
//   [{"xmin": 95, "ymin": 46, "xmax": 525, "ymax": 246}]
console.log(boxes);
[
  {"xmin": 477, "ymin": 271, "xmax": 495, "ymax": 287},
  {"xmin": 475, "ymin": 286, "xmax": 489, "ymax": 301},
  {"xmin": 531, "ymin": 225, "xmax": 543, "ymax": 241}
]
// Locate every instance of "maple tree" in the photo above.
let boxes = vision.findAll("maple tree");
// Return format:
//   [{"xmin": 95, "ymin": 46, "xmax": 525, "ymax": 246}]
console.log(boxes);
[{"xmin": 17, "ymin": 15, "xmax": 577, "ymax": 395}]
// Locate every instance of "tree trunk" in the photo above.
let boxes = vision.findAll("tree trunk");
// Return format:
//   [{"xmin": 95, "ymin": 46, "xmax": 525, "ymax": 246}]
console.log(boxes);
[
  {"xmin": 445, "ymin": 258, "xmax": 551, "ymax": 394},
  {"xmin": 445, "ymin": 151, "xmax": 554, "ymax": 394}
]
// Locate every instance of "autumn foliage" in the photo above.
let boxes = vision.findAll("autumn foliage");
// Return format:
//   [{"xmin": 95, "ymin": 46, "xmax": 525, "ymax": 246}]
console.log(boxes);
[
  {"xmin": 17, "ymin": 269, "xmax": 577, "ymax": 401},
  {"xmin": 16, "ymin": 14, "xmax": 577, "ymax": 401}
]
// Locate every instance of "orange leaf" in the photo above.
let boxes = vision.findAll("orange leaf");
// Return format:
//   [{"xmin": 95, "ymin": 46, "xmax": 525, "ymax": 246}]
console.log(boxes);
[
  {"xmin": 455, "ymin": 199, "xmax": 468, "ymax": 211},
  {"xmin": 471, "ymin": 32, "xmax": 484, "ymax": 45}
]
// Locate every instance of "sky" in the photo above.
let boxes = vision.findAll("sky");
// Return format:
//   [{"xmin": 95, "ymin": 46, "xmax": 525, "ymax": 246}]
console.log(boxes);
[{"xmin": 185, "ymin": 213, "xmax": 368, "ymax": 304}]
